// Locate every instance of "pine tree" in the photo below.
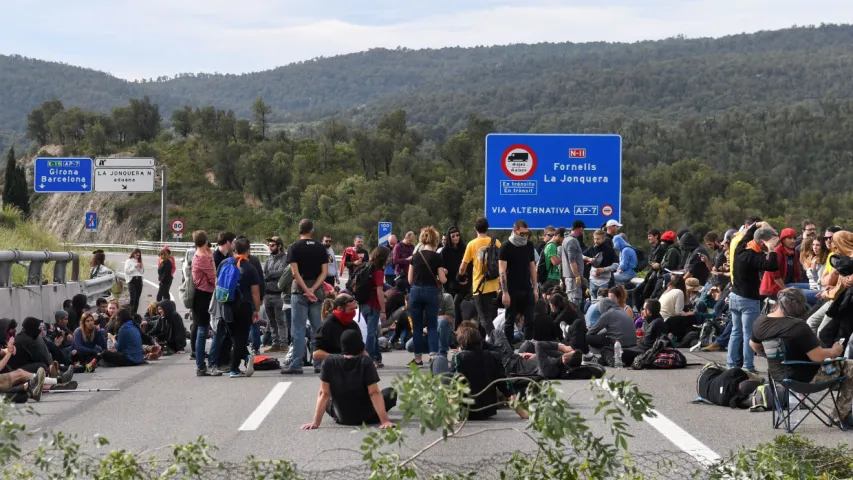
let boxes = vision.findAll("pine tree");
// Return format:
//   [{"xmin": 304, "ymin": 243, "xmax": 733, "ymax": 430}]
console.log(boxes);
[{"xmin": 3, "ymin": 147, "xmax": 30, "ymax": 216}]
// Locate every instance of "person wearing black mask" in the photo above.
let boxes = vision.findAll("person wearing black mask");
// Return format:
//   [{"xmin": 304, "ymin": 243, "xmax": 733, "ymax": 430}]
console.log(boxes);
[{"xmin": 441, "ymin": 226, "xmax": 469, "ymax": 328}]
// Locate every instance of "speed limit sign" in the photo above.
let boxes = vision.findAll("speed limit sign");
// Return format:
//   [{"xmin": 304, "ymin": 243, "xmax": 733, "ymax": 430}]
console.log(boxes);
[{"xmin": 170, "ymin": 218, "xmax": 185, "ymax": 234}]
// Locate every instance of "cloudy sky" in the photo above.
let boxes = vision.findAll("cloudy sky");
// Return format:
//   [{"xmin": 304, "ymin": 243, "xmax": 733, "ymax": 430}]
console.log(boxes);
[{"xmin": 3, "ymin": 0, "xmax": 852, "ymax": 80}]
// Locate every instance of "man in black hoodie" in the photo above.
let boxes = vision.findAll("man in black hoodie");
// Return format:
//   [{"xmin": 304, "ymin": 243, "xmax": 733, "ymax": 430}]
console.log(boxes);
[
  {"xmin": 67, "ymin": 294, "xmax": 90, "ymax": 332},
  {"xmin": 157, "ymin": 301, "xmax": 187, "ymax": 354},
  {"xmin": 441, "ymin": 226, "xmax": 469, "ymax": 328},
  {"xmin": 10, "ymin": 318, "xmax": 53, "ymax": 373},
  {"xmin": 680, "ymin": 232, "xmax": 711, "ymax": 286},
  {"xmin": 728, "ymin": 224, "xmax": 779, "ymax": 374},
  {"xmin": 613, "ymin": 299, "xmax": 667, "ymax": 366}
]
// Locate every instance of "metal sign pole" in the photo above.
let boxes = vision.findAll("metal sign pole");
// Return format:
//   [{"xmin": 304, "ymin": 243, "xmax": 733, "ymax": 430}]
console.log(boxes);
[{"xmin": 160, "ymin": 165, "xmax": 167, "ymax": 243}]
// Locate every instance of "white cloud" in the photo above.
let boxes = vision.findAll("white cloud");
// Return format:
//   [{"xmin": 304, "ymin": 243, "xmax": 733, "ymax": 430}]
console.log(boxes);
[{"xmin": 3, "ymin": 0, "xmax": 852, "ymax": 79}]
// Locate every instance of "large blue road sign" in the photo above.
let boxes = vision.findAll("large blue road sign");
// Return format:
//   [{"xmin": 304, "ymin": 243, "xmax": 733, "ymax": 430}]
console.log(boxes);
[
  {"xmin": 485, "ymin": 134, "xmax": 621, "ymax": 230},
  {"xmin": 378, "ymin": 222, "xmax": 393, "ymax": 246},
  {"xmin": 34, "ymin": 157, "xmax": 93, "ymax": 193}
]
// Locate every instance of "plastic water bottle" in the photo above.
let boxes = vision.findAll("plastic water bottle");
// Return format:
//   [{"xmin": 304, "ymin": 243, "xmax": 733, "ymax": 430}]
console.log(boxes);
[
  {"xmin": 107, "ymin": 336, "xmax": 115, "ymax": 351},
  {"xmin": 614, "ymin": 340, "xmax": 623, "ymax": 369},
  {"xmin": 788, "ymin": 391, "xmax": 801, "ymax": 426}
]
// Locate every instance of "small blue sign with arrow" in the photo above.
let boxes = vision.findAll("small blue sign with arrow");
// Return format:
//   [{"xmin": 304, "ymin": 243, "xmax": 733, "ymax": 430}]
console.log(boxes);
[{"xmin": 85, "ymin": 212, "xmax": 98, "ymax": 232}]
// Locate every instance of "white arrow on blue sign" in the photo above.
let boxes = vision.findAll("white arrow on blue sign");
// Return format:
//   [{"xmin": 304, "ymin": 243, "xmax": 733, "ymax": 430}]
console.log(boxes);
[
  {"xmin": 34, "ymin": 157, "xmax": 93, "ymax": 193},
  {"xmin": 378, "ymin": 222, "xmax": 392, "ymax": 246},
  {"xmin": 85, "ymin": 212, "xmax": 98, "ymax": 231}
]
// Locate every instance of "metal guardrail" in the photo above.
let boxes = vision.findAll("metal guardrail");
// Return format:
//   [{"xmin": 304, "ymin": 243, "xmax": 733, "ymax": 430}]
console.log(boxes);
[
  {"xmin": 68, "ymin": 242, "xmax": 345, "ymax": 264},
  {"xmin": 0, "ymin": 250, "xmax": 116, "ymax": 321}
]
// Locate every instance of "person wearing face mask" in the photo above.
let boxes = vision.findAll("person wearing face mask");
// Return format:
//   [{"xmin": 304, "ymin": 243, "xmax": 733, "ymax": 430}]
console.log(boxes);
[
  {"xmin": 312, "ymin": 294, "xmax": 363, "ymax": 365},
  {"xmin": 499, "ymin": 220, "xmax": 538, "ymax": 343}
]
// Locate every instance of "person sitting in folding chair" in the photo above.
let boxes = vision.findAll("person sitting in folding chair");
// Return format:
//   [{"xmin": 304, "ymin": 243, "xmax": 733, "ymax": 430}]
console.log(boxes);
[{"xmin": 750, "ymin": 287, "xmax": 853, "ymax": 431}]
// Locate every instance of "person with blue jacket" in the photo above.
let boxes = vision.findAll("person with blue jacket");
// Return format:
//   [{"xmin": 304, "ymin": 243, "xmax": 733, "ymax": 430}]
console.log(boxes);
[
  {"xmin": 103, "ymin": 308, "xmax": 143, "ymax": 367},
  {"xmin": 613, "ymin": 235, "xmax": 638, "ymax": 285}
]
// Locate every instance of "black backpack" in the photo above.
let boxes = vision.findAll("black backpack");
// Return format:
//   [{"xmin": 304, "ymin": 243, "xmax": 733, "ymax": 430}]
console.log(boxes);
[
  {"xmin": 536, "ymin": 250, "xmax": 549, "ymax": 284},
  {"xmin": 696, "ymin": 363, "xmax": 749, "ymax": 407},
  {"xmin": 478, "ymin": 237, "xmax": 500, "ymax": 293},
  {"xmin": 633, "ymin": 247, "xmax": 649, "ymax": 272},
  {"xmin": 348, "ymin": 263, "xmax": 375, "ymax": 304}
]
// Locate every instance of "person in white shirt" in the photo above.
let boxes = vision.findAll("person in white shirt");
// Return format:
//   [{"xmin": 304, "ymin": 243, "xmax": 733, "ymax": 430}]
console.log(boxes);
[
  {"xmin": 124, "ymin": 249, "xmax": 144, "ymax": 314},
  {"xmin": 658, "ymin": 275, "xmax": 686, "ymax": 320}
]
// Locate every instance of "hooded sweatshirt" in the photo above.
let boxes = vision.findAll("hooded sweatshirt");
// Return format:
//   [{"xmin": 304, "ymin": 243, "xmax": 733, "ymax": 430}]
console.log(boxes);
[
  {"xmin": 638, "ymin": 315, "xmax": 666, "ymax": 350},
  {"xmin": 68, "ymin": 294, "xmax": 88, "ymax": 332},
  {"xmin": 587, "ymin": 299, "xmax": 637, "ymax": 347},
  {"xmin": 760, "ymin": 243, "xmax": 802, "ymax": 297},
  {"xmin": 0, "ymin": 318, "xmax": 14, "ymax": 346},
  {"xmin": 613, "ymin": 236, "xmax": 637, "ymax": 277},
  {"xmin": 10, "ymin": 317, "xmax": 53, "ymax": 369},
  {"xmin": 680, "ymin": 232, "xmax": 710, "ymax": 285},
  {"xmin": 158, "ymin": 300, "xmax": 187, "ymax": 352}
]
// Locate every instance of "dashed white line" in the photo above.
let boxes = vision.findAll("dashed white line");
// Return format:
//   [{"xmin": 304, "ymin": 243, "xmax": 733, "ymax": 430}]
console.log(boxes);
[
  {"xmin": 596, "ymin": 378, "xmax": 721, "ymax": 466},
  {"xmin": 238, "ymin": 382, "xmax": 292, "ymax": 431}
]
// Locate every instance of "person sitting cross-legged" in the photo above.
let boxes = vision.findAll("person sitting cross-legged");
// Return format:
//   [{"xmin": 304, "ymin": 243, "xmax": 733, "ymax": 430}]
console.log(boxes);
[
  {"xmin": 312, "ymin": 294, "xmax": 362, "ymax": 369},
  {"xmin": 301, "ymin": 330, "xmax": 396, "ymax": 429}
]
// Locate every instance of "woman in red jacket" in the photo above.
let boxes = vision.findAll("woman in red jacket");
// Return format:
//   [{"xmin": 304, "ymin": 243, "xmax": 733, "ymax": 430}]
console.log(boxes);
[{"xmin": 761, "ymin": 228, "xmax": 814, "ymax": 303}]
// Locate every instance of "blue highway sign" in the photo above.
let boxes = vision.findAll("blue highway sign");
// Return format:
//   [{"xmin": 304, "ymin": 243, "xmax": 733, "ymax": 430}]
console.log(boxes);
[
  {"xmin": 378, "ymin": 222, "xmax": 393, "ymax": 246},
  {"xmin": 34, "ymin": 157, "xmax": 93, "ymax": 193},
  {"xmin": 485, "ymin": 134, "xmax": 622, "ymax": 229}
]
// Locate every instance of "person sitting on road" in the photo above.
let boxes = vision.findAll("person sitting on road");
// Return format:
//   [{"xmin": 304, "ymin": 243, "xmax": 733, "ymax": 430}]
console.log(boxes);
[
  {"xmin": 550, "ymin": 293, "xmax": 587, "ymax": 353},
  {"xmin": 8, "ymin": 318, "xmax": 74, "ymax": 387},
  {"xmin": 610, "ymin": 300, "xmax": 667, "ymax": 366},
  {"xmin": 432, "ymin": 322, "xmax": 528, "ymax": 420},
  {"xmin": 609, "ymin": 285, "xmax": 634, "ymax": 318},
  {"xmin": 313, "ymin": 294, "xmax": 362, "ymax": 369},
  {"xmin": 584, "ymin": 287, "xmax": 610, "ymax": 328},
  {"xmin": 71, "ymin": 312, "xmax": 105, "ymax": 370},
  {"xmin": 103, "ymin": 308, "xmax": 144, "ymax": 367},
  {"xmin": 613, "ymin": 234, "xmax": 638, "ymax": 286},
  {"xmin": 156, "ymin": 300, "xmax": 187, "ymax": 354},
  {"xmin": 0, "ymin": 337, "xmax": 46, "ymax": 403},
  {"xmin": 587, "ymin": 298, "xmax": 637, "ymax": 366},
  {"xmin": 658, "ymin": 275, "xmax": 687, "ymax": 320},
  {"xmin": 132, "ymin": 314, "xmax": 163, "ymax": 361},
  {"xmin": 750, "ymin": 288, "xmax": 853, "ymax": 426},
  {"xmin": 485, "ymin": 329, "xmax": 585, "ymax": 383},
  {"xmin": 301, "ymin": 330, "xmax": 395, "ymax": 429}
]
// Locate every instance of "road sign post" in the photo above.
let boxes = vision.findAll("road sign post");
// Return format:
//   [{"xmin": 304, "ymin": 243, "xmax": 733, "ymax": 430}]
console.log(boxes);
[
  {"xmin": 484, "ymin": 134, "xmax": 622, "ymax": 229},
  {"xmin": 170, "ymin": 218, "xmax": 185, "ymax": 240},
  {"xmin": 85, "ymin": 212, "xmax": 98, "ymax": 232},
  {"xmin": 34, "ymin": 158, "xmax": 93, "ymax": 193},
  {"xmin": 378, "ymin": 222, "xmax": 393, "ymax": 246}
]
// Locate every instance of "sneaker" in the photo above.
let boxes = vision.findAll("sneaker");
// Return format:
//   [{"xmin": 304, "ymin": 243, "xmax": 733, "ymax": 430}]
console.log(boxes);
[
  {"xmin": 85, "ymin": 359, "xmax": 98, "ymax": 373},
  {"xmin": 246, "ymin": 354, "xmax": 255, "ymax": 377},
  {"xmin": 280, "ymin": 367, "xmax": 304, "ymax": 375},
  {"xmin": 28, "ymin": 368, "xmax": 45, "ymax": 402},
  {"xmin": 701, "ymin": 343, "xmax": 721, "ymax": 352},
  {"xmin": 409, "ymin": 359, "xmax": 424, "ymax": 368},
  {"xmin": 230, "ymin": 371, "xmax": 246, "ymax": 378},
  {"xmin": 190, "ymin": 353, "xmax": 196, "ymax": 360},
  {"xmin": 264, "ymin": 344, "xmax": 282, "ymax": 353},
  {"xmin": 59, "ymin": 366, "xmax": 74, "ymax": 385},
  {"xmin": 52, "ymin": 381, "xmax": 78, "ymax": 391},
  {"xmin": 375, "ymin": 362, "xmax": 385, "ymax": 369},
  {"xmin": 217, "ymin": 365, "xmax": 230, "ymax": 373},
  {"xmin": 196, "ymin": 368, "xmax": 210, "ymax": 377},
  {"xmin": 207, "ymin": 365, "xmax": 222, "ymax": 377}
]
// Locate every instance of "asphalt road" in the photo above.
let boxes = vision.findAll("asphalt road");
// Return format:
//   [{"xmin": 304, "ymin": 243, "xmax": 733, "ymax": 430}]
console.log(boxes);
[{"xmin": 13, "ymin": 252, "xmax": 850, "ymax": 477}]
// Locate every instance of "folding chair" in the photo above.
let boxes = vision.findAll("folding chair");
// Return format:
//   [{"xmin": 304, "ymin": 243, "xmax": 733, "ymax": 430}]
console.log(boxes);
[{"xmin": 762, "ymin": 338, "xmax": 847, "ymax": 434}]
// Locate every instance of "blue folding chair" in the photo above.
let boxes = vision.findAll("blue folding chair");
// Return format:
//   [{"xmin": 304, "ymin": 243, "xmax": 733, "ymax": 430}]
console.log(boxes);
[{"xmin": 762, "ymin": 338, "xmax": 847, "ymax": 433}]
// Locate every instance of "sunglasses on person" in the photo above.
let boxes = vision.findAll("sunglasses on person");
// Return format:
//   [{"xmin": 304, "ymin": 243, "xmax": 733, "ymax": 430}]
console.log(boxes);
[
  {"xmin": 545, "ymin": 233, "xmax": 554, "ymax": 238},
  {"xmin": 825, "ymin": 236, "xmax": 834, "ymax": 241}
]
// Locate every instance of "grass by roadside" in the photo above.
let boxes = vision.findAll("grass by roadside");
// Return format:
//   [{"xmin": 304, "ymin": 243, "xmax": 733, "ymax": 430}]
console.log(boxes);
[{"xmin": 0, "ymin": 206, "xmax": 62, "ymax": 285}]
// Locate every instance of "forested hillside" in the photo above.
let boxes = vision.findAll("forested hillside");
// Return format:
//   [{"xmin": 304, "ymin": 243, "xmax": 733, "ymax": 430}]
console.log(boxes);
[
  {"xmin": 3, "ymin": 24, "xmax": 853, "ymax": 153},
  {"xmin": 16, "ymin": 93, "xmax": 853, "ymax": 246}
]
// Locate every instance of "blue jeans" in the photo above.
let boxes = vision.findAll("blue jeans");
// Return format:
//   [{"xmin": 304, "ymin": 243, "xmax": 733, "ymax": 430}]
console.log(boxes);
[
  {"xmin": 284, "ymin": 307, "xmax": 292, "ymax": 344},
  {"xmin": 614, "ymin": 272, "xmax": 636, "ymax": 285},
  {"xmin": 208, "ymin": 320, "xmax": 228, "ymax": 368},
  {"xmin": 585, "ymin": 301, "xmax": 602, "ymax": 328},
  {"xmin": 195, "ymin": 325, "xmax": 209, "ymax": 371},
  {"xmin": 715, "ymin": 317, "xmax": 732, "ymax": 347},
  {"xmin": 289, "ymin": 293, "xmax": 323, "ymax": 370},
  {"xmin": 409, "ymin": 285, "xmax": 440, "ymax": 356},
  {"xmin": 785, "ymin": 283, "xmax": 818, "ymax": 306},
  {"xmin": 406, "ymin": 315, "xmax": 452, "ymax": 355},
  {"xmin": 727, "ymin": 293, "xmax": 761, "ymax": 371},
  {"xmin": 361, "ymin": 304, "xmax": 382, "ymax": 363},
  {"xmin": 250, "ymin": 323, "xmax": 261, "ymax": 352}
]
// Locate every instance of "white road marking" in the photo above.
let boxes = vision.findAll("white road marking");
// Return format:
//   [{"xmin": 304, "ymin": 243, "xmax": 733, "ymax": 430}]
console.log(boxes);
[
  {"xmin": 596, "ymin": 378, "xmax": 721, "ymax": 467},
  {"xmin": 238, "ymin": 382, "xmax": 292, "ymax": 431}
]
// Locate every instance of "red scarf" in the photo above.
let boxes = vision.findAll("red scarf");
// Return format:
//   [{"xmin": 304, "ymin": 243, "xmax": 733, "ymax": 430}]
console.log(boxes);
[{"xmin": 333, "ymin": 309, "xmax": 356, "ymax": 325}]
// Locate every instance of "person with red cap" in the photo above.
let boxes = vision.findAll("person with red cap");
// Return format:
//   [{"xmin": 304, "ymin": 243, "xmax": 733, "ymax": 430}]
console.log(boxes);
[
  {"xmin": 760, "ymin": 228, "xmax": 815, "ymax": 304},
  {"xmin": 636, "ymin": 230, "xmax": 682, "ymax": 306}
]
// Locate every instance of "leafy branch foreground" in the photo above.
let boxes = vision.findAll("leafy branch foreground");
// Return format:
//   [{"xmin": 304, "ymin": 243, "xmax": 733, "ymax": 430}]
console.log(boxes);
[{"xmin": 0, "ymin": 367, "xmax": 847, "ymax": 479}]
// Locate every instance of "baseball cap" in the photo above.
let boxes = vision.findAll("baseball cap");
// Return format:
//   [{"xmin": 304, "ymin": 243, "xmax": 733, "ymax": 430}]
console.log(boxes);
[
  {"xmin": 605, "ymin": 219, "xmax": 622, "ymax": 228},
  {"xmin": 723, "ymin": 229, "xmax": 737, "ymax": 243},
  {"xmin": 686, "ymin": 278, "xmax": 703, "ymax": 292},
  {"xmin": 572, "ymin": 220, "xmax": 586, "ymax": 230},
  {"xmin": 266, "ymin": 236, "xmax": 283, "ymax": 246},
  {"xmin": 780, "ymin": 228, "xmax": 797, "ymax": 240}
]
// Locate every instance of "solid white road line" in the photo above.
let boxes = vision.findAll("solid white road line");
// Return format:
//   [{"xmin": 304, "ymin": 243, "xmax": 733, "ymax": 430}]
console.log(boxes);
[
  {"xmin": 238, "ymin": 382, "xmax": 292, "ymax": 431},
  {"xmin": 596, "ymin": 378, "xmax": 721, "ymax": 467}
]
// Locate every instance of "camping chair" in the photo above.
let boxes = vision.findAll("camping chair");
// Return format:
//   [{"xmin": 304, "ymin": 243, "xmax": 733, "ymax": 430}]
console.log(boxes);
[{"xmin": 762, "ymin": 338, "xmax": 847, "ymax": 434}]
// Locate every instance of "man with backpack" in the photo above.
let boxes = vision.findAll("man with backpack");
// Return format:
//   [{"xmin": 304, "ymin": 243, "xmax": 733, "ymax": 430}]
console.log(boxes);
[
  {"xmin": 538, "ymin": 227, "xmax": 564, "ymax": 288},
  {"xmin": 281, "ymin": 219, "xmax": 329, "ymax": 375},
  {"xmin": 459, "ymin": 217, "xmax": 501, "ymax": 336},
  {"xmin": 264, "ymin": 236, "xmax": 289, "ymax": 353},
  {"xmin": 215, "ymin": 237, "xmax": 262, "ymax": 378},
  {"xmin": 349, "ymin": 246, "xmax": 389, "ymax": 368}
]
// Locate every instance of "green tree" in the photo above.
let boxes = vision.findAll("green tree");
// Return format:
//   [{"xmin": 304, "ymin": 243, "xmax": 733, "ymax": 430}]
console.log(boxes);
[
  {"xmin": 252, "ymin": 96, "xmax": 271, "ymax": 140},
  {"xmin": 2, "ymin": 148, "xmax": 29, "ymax": 216},
  {"xmin": 171, "ymin": 105, "xmax": 194, "ymax": 137}
]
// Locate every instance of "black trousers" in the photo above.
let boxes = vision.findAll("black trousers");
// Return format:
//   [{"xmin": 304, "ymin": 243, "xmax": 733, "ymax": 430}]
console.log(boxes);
[
  {"xmin": 191, "ymin": 290, "xmax": 213, "ymax": 355},
  {"xmin": 326, "ymin": 387, "xmax": 397, "ymax": 425},
  {"xmin": 665, "ymin": 315, "xmax": 700, "ymax": 342},
  {"xmin": 505, "ymin": 290, "xmax": 536, "ymax": 342},
  {"xmin": 225, "ymin": 303, "xmax": 252, "ymax": 373},
  {"xmin": 128, "ymin": 277, "xmax": 143, "ymax": 314},
  {"xmin": 473, "ymin": 292, "xmax": 498, "ymax": 335},
  {"xmin": 101, "ymin": 351, "xmax": 141, "ymax": 367},
  {"xmin": 452, "ymin": 292, "xmax": 466, "ymax": 330},
  {"xmin": 157, "ymin": 278, "xmax": 172, "ymax": 302},
  {"xmin": 587, "ymin": 333, "xmax": 612, "ymax": 351}
]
